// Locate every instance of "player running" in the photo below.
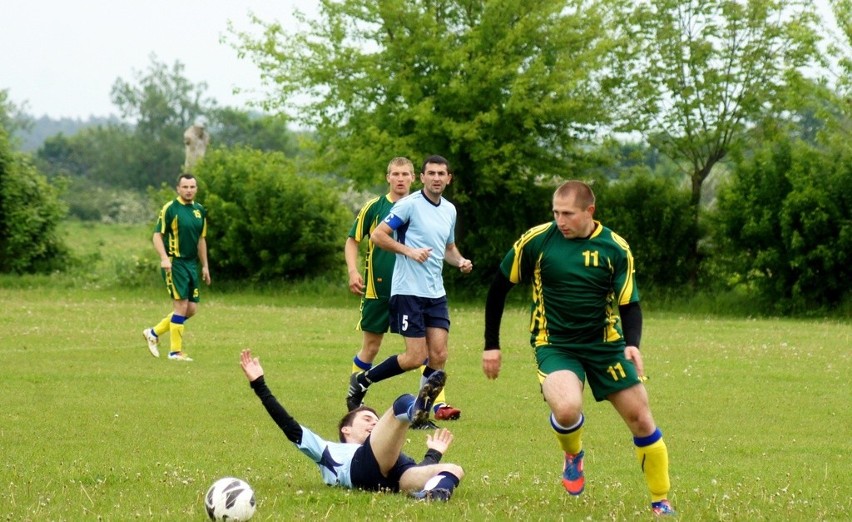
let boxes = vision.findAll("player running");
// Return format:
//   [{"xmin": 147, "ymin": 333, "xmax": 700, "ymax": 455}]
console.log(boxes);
[{"xmin": 482, "ymin": 180, "xmax": 675, "ymax": 516}]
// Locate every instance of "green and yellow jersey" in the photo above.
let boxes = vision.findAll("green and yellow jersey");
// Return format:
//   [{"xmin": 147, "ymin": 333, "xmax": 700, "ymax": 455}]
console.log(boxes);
[
  {"xmin": 348, "ymin": 194, "xmax": 396, "ymax": 299},
  {"xmin": 499, "ymin": 220, "xmax": 639, "ymax": 347},
  {"xmin": 155, "ymin": 197, "xmax": 207, "ymax": 260}
]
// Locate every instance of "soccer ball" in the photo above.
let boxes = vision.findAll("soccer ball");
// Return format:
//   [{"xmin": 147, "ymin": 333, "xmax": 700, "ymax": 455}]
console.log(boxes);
[{"xmin": 204, "ymin": 477, "xmax": 256, "ymax": 521}]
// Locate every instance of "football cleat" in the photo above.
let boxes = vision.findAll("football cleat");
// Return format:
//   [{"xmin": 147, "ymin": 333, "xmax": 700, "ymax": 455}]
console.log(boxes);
[
  {"xmin": 142, "ymin": 328, "xmax": 160, "ymax": 358},
  {"xmin": 434, "ymin": 404, "xmax": 461, "ymax": 421},
  {"xmin": 346, "ymin": 372, "xmax": 369, "ymax": 411},
  {"xmin": 412, "ymin": 487, "xmax": 451, "ymax": 502},
  {"xmin": 413, "ymin": 370, "xmax": 446, "ymax": 426},
  {"xmin": 168, "ymin": 351, "xmax": 193, "ymax": 362},
  {"xmin": 651, "ymin": 499, "xmax": 676, "ymax": 516},
  {"xmin": 562, "ymin": 450, "xmax": 585, "ymax": 495},
  {"xmin": 410, "ymin": 419, "xmax": 440, "ymax": 430}
]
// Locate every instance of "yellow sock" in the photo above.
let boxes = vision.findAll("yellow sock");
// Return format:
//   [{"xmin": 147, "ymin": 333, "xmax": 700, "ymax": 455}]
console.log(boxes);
[
  {"xmin": 420, "ymin": 366, "xmax": 450, "ymax": 408},
  {"xmin": 169, "ymin": 321, "xmax": 185, "ymax": 352},
  {"xmin": 154, "ymin": 313, "xmax": 173, "ymax": 337},
  {"xmin": 433, "ymin": 388, "xmax": 448, "ymax": 407},
  {"xmin": 636, "ymin": 438, "xmax": 671, "ymax": 502},
  {"xmin": 351, "ymin": 355, "xmax": 372, "ymax": 374},
  {"xmin": 552, "ymin": 414, "xmax": 584, "ymax": 454}
]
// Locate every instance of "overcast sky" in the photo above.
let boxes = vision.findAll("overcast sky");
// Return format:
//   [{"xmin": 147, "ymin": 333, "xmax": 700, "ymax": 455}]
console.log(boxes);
[
  {"xmin": 1, "ymin": 1, "xmax": 844, "ymax": 121},
  {"xmin": 1, "ymin": 0, "xmax": 317, "ymax": 120}
]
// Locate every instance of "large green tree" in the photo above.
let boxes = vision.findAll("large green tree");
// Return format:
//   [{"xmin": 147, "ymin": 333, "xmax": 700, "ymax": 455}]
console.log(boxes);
[
  {"xmin": 614, "ymin": 0, "xmax": 825, "ymax": 269},
  {"xmin": 232, "ymin": 0, "xmax": 624, "ymax": 284}
]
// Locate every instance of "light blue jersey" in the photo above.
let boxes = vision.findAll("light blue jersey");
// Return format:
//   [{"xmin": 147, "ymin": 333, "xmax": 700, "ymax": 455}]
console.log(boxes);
[
  {"xmin": 296, "ymin": 426, "xmax": 359, "ymax": 488},
  {"xmin": 383, "ymin": 190, "xmax": 457, "ymax": 298}
]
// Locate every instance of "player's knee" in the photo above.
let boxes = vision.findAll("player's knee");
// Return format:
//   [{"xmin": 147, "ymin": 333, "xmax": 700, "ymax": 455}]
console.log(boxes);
[
  {"xmin": 551, "ymin": 407, "xmax": 583, "ymax": 427},
  {"xmin": 428, "ymin": 349, "xmax": 447, "ymax": 366},
  {"xmin": 444, "ymin": 464, "xmax": 464, "ymax": 481}
]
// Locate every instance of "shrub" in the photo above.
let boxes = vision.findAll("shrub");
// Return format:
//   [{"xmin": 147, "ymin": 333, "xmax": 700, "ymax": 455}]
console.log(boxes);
[
  {"xmin": 711, "ymin": 137, "xmax": 852, "ymax": 313},
  {"xmin": 595, "ymin": 174, "xmax": 698, "ymax": 291},
  {"xmin": 195, "ymin": 147, "xmax": 351, "ymax": 281},
  {"xmin": 0, "ymin": 128, "xmax": 69, "ymax": 273}
]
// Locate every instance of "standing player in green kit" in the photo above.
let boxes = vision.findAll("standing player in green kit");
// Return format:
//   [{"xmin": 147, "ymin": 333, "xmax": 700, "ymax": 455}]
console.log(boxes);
[
  {"xmin": 142, "ymin": 173, "xmax": 211, "ymax": 361},
  {"xmin": 482, "ymin": 180, "xmax": 675, "ymax": 516}
]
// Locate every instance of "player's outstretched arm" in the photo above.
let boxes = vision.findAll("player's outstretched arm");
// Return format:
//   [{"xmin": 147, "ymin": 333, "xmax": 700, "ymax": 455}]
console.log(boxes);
[{"xmin": 241, "ymin": 349, "xmax": 304, "ymax": 444}]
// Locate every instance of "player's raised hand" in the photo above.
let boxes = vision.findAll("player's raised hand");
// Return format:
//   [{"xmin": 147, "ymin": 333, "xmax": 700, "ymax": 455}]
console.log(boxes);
[
  {"xmin": 240, "ymin": 349, "xmax": 264, "ymax": 382},
  {"xmin": 426, "ymin": 428, "xmax": 454, "ymax": 453}
]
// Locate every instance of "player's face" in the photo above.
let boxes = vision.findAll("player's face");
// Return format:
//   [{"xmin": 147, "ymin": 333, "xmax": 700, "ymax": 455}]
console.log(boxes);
[
  {"xmin": 387, "ymin": 167, "xmax": 414, "ymax": 198},
  {"xmin": 176, "ymin": 178, "xmax": 198, "ymax": 203},
  {"xmin": 553, "ymin": 193, "xmax": 595, "ymax": 239},
  {"xmin": 344, "ymin": 410, "xmax": 380, "ymax": 444},
  {"xmin": 420, "ymin": 162, "xmax": 451, "ymax": 200}
]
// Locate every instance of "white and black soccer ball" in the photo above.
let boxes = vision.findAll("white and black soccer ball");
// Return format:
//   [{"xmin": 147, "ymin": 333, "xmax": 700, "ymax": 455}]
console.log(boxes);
[{"xmin": 204, "ymin": 477, "xmax": 256, "ymax": 521}]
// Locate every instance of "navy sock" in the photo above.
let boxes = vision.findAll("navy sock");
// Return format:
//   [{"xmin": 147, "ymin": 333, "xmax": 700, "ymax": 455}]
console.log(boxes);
[
  {"xmin": 423, "ymin": 471, "xmax": 460, "ymax": 495},
  {"xmin": 361, "ymin": 355, "xmax": 404, "ymax": 386},
  {"xmin": 392, "ymin": 394, "xmax": 416, "ymax": 422}
]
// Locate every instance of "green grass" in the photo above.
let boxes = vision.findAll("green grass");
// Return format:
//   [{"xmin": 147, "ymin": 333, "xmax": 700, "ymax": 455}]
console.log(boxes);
[
  {"xmin": 0, "ymin": 222, "xmax": 849, "ymax": 520},
  {"xmin": 1, "ymin": 288, "xmax": 849, "ymax": 520}
]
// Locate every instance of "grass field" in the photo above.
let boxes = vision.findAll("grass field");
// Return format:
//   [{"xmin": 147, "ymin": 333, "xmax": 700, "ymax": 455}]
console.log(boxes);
[{"xmin": 0, "ymin": 223, "xmax": 849, "ymax": 520}]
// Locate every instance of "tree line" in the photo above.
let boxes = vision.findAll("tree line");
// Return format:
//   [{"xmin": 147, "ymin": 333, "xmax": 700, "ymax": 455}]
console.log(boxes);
[{"xmin": 1, "ymin": 0, "xmax": 849, "ymax": 315}]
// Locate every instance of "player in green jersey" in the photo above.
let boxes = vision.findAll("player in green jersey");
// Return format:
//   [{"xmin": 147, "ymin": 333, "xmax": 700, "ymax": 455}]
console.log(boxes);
[
  {"xmin": 482, "ymin": 180, "xmax": 674, "ymax": 516},
  {"xmin": 344, "ymin": 158, "xmax": 459, "ymax": 423},
  {"xmin": 142, "ymin": 173, "xmax": 211, "ymax": 362}
]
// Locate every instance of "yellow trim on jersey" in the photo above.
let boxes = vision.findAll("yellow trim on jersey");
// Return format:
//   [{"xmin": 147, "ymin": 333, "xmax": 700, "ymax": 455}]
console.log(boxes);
[
  {"xmin": 611, "ymin": 231, "xmax": 634, "ymax": 305},
  {"xmin": 508, "ymin": 222, "xmax": 551, "ymax": 284},
  {"xmin": 169, "ymin": 215, "xmax": 180, "ymax": 257},
  {"xmin": 589, "ymin": 220, "xmax": 605, "ymax": 239},
  {"xmin": 531, "ymin": 252, "xmax": 548, "ymax": 346},
  {"xmin": 353, "ymin": 195, "xmax": 382, "ymax": 242},
  {"xmin": 358, "ymin": 194, "xmax": 391, "ymax": 300}
]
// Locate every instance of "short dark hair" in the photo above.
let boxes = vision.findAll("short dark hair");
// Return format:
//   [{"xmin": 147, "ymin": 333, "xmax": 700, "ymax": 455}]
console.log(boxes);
[
  {"xmin": 421, "ymin": 155, "xmax": 451, "ymax": 174},
  {"xmin": 177, "ymin": 173, "xmax": 197, "ymax": 184},
  {"xmin": 337, "ymin": 406, "xmax": 378, "ymax": 442}
]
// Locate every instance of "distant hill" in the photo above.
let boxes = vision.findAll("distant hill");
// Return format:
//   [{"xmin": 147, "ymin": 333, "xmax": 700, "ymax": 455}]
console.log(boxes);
[{"xmin": 15, "ymin": 114, "xmax": 121, "ymax": 152}]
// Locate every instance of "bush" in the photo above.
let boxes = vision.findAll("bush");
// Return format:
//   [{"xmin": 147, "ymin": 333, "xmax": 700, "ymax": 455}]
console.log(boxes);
[
  {"xmin": 711, "ymin": 137, "xmax": 852, "ymax": 313},
  {"xmin": 0, "ymin": 128, "xmax": 70, "ymax": 273},
  {"xmin": 195, "ymin": 147, "xmax": 352, "ymax": 281},
  {"xmin": 594, "ymin": 174, "xmax": 698, "ymax": 291}
]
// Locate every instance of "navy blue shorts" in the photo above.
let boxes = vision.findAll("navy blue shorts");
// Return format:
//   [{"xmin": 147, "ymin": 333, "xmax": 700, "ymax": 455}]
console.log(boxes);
[
  {"xmin": 349, "ymin": 436, "xmax": 417, "ymax": 492},
  {"xmin": 388, "ymin": 295, "xmax": 450, "ymax": 338}
]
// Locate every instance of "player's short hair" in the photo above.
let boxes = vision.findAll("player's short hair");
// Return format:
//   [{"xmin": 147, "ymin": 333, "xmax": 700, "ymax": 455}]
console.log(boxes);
[
  {"xmin": 421, "ymin": 155, "xmax": 451, "ymax": 175},
  {"xmin": 554, "ymin": 180, "xmax": 595, "ymax": 209},
  {"xmin": 337, "ymin": 406, "xmax": 379, "ymax": 442},
  {"xmin": 387, "ymin": 157, "xmax": 414, "ymax": 176},
  {"xmin": 177, "ymin": 173, "xmax": 197, "ymax": 185}
]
